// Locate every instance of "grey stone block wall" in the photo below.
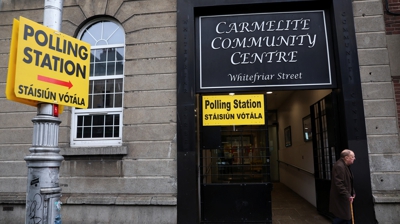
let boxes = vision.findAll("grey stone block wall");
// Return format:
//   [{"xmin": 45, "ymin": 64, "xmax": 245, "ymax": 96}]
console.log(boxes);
[
  {"xmin": 0, "ymin": 205, "xmax": 25, "ymax": 224},
  {"xmin": 374, "ymin": 204, "xmax": 400, "ymax": 224},
  {"xmin": 63, "ymin": 0, "xmax": 177, "ymax": 201},
  {"xmin": 354, "ymin": 0, "xmax": 400, "ymax": 223},
  {"xmin": 387, "ymin": 35, "xmax": 400, "ymax": 77},
  {"xmin": 62, "ymin": 204, "xmax": 176, "ymax": 224},
  {"xmin": 0, "ymin": 204, "xmax": 177, "ymax": 224},
  {"xmin": 0, "ymin": 0, "xmax": 177, "ymax": 223}
]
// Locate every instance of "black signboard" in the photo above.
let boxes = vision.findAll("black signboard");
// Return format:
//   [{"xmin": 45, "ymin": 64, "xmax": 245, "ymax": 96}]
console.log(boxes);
[{"xmin": 198, "ymin": 10, "xmax": 332, "ymax": 91}]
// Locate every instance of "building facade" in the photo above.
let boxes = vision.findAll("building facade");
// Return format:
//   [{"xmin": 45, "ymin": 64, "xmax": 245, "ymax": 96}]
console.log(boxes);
[{"xmin": 0, "ymin": 0, "xmax": 399, "ymax": 223}]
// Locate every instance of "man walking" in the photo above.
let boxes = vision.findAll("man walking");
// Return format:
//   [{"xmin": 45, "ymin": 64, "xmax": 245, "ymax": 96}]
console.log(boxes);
[{"xmin": 329, "ymin": 149, "xmax": 356, "ymax": 224}]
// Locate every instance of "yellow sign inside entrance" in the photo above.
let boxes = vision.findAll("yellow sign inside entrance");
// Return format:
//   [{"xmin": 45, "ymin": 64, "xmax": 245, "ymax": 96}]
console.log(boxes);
[
  {"xmin": 11, "ymin": 16, "xmax": 90, "ymax": 108},
  {"xmin": 202, "ymin": 94, "xmax": 265, "ymax": 126}
]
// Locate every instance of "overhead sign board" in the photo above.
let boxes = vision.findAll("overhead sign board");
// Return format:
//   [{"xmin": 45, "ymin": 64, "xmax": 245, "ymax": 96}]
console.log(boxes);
[
  {"xmin": 198, "ymin": 10, "xmax": 333, "ymax": 91},
  {"xmin": 202, "ymin": 94, "xmax": 265, "ymax": 126},
  {"xmin": 6, "ymin": 16, "xmax": 90, "ymax": 108}
]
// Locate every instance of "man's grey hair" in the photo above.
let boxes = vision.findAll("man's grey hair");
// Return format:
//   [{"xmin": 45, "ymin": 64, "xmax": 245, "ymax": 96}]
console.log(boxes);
[{"xmin": 340, "ymin": 149, "xmax": 354, "ymax": 158}]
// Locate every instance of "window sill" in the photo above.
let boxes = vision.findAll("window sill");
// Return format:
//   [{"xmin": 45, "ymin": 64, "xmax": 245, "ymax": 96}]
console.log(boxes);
[
  {"xmin": 61, "ymin": 194, "xmax": 177, "ymax": 206},
  {"xmin": 61, "ymin": 146, "xmax": 127, "ymax": 156},
  {"xmin": 0, "ymin": 193, "xmax": 177, "ymax": 206}
]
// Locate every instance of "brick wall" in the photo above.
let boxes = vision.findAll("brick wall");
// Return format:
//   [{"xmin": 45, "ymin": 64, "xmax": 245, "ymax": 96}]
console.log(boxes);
[{"xmin": 383, "ymin": 0, "xmax": 400, "ymax": 34}]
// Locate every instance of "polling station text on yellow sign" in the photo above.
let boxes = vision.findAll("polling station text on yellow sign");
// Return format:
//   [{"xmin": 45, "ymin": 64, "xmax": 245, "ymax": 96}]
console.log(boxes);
[
  {"xmin": 5, "ymin": 19, "xmax": 37, "ymax": 107},
  {"xmin": 5, "ymin": 18, "xmax": 65, "ymax": 113},
  {"xmin": 202, "ymin": 94, "xmax": 265, "ymax": 126},
  {"xmin": 13, "ymin": 16, "xmax": 90, "ymax": 108}
]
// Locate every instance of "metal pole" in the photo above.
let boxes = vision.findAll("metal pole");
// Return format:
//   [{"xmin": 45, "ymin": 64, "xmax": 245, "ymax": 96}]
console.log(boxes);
[{"xmin": 24, "ymin": 1, "xmax": 64, "ymax": 223}]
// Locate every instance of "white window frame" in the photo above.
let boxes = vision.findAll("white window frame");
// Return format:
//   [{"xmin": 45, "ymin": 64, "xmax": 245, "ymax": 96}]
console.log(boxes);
[{"xmin": 70, "ymin": 19, "xmax": 125, "ymax": 147}]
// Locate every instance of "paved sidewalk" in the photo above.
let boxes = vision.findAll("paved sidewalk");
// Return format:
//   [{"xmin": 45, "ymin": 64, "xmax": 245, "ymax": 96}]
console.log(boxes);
[{"xmin": 272, "ymin": 183, "xmax": 331, "ymax": 224}]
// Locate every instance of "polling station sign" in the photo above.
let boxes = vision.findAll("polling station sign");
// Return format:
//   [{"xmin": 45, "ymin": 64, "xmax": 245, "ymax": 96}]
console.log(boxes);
[
  {"xmin": 9, "ymin": 16, "xmax": 90, "ymax": 108},
  {"xmin": 202, "ymin": 94, "xmax": 265, "ymax": 126}
]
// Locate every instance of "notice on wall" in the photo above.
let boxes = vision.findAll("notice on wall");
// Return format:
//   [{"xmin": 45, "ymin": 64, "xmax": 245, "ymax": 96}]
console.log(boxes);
[
  {"xmin": 198, "ymin": 10, "xmax": 332, "ymax": 91},
  {"xmin": 6, "ymin": 16, "xmax": 90, "ymax": 109},
  {"xmin": 202, "ymin": 94, "xmax": 265, "ymax": 126}
]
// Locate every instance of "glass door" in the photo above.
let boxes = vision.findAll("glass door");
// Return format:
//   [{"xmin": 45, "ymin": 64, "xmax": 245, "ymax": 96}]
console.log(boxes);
[
  {"xmin": 311, "ymin": 92, "xmax": 340, "ymax": 218},
  {"xmin": 201, "ymin": 125, "xmax": 270, "ymax": 184},
  {"xmin": 199, "ymin": 94, "xmax": 273, "ymax": 223}
]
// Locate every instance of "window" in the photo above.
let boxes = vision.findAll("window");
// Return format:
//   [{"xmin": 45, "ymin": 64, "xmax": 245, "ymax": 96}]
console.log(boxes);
[{"xmin": 71, "ymin": 19, "xmax": 125, "ymax": 147}]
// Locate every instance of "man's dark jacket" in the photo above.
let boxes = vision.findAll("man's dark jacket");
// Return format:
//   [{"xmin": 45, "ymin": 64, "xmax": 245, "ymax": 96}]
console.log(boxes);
[{"xmin": 329, "ymin": 158, "xmax": 355, "ymax": 220}]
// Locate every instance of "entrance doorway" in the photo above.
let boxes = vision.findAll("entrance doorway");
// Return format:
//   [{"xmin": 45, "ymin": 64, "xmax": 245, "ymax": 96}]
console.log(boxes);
[{"xmin": 198, "ymin": 94, "xmax": 275, "ymax": 223}]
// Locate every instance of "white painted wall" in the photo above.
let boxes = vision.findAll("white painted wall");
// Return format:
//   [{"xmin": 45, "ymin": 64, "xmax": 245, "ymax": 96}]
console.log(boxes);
[{"xmin": 277, "ymin": 89, "xmax": 331, "ymax": 207}]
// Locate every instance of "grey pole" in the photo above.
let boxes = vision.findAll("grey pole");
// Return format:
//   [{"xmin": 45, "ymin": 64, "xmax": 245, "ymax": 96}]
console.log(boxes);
[{"xmin": 24, "ymin": 1, "xmax": 64, "ymax": 224}]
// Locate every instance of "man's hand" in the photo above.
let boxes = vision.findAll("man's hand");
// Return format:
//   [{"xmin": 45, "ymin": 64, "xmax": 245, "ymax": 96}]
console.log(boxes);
[{"xmin": 349, "ymin": 196, "xmax": 355, "ymax": 203}]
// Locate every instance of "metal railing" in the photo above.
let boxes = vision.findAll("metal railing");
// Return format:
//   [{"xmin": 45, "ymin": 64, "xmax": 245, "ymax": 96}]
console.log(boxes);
[{"xmin": 278, "ymin": 160, "xmax": 314, "ymax": 176}]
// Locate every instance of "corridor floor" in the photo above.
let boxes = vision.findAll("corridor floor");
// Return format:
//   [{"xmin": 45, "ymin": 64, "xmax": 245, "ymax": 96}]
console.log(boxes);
[{"xmin": 271, "ymin": 183, "xmax": 331, "ymax": 224}]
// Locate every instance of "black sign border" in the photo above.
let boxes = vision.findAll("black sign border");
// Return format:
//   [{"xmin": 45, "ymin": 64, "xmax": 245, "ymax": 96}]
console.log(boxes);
[{"xmin": 198, "ymin": 10, "xmax": 333, "ymax": 91}]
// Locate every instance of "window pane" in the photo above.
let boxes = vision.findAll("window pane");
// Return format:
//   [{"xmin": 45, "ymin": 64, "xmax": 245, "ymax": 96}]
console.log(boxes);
[
  {"xmin": 116, "ymin": 62, "xmax": 124, "ymax": 75},
  {"xmin": 94, "ymin": 49, "xmax": 105, "ymax": 62},
  {"xmin": 115, "ymin": 94, "xmax": 122, "ymax": 107},
  {"xmin": 116, "ymin": 48, "xmax": 124, "ymax": 60},
  {"xmin": 114, "ymin": 114, "xmax": 120, "ymax": 124},
  {"xmin": 95, "ymin": 63, "xmax": 106, "ymax": 76},
  {"xmin": 107, "ymin": 62, "xmax": 115, "ymax": 75},
  {"xmin": 106, "ymin": 80, "xmax": 115, "ymax": 93},
  {"xmin": 115, "ymin": 79, "xmax": 123, "ymax": 92},
  {"xmin": 92, "ymin": 127, "xmax": 103, "ymax": 137},
  {"xmin": 114, "ymin": 127, "xmax": 120, "ymax": 137},
  {"xmin": 83, "ymin": 116, "xmax": 92, "ymax": 126},
  {"xmin": 93, "ymin": 80, "xmax": 105, "ymax": 93},
  {"xmin": 76, "ymin": 127, "xmax": 83, "ymax": 138},
  {"xmin": 105, "ymin": 94, "xmax": 113, "ymax": 108},
  {"xmin": 81, "ymin": 32, "xmax": 94, "ymax": 45},
  {"xmin": 77, "ymin": 116, "xmax": 83, "ymax": 126},
  {"xmin": 103, "ymin": 22, "xmax": 124, "ymax": 45},
  {"xmin": 108, "ymin": 49, "xmax": 116, "ymax": 61},
  {"xmin": 88, "ymin": 96, "xmax": 93, "ymax": 109},
  {"xmin": 90, "ymin": 64, "xmax": 94, "ymax": 77},
  {"xmin": 89, "ymin": 80, "xmax": 94, "ymax": 94},
  {"xmin": 83, "ymin": 127, "xmax": 91, "ymax": 138},
  {"xmin": 105, "ymin": 127, "xmax": 113, "ymax": 137},
  {"xmin": 90, "ymin": 50, "xmax": 95, "ymax": 62},
  {"xmin": 93, "ymin": 115, "xmax": 105, "ymax": 125},
  {"xmin": 88, "ymin": 23, "xmax": 102, "ymax": 43},
  {"xmin": 106, "ymin": 115, "xmax": 114, "ymax": 125},
  {"xmin": 93, "ymin": 95, "xmax": 104, "ymax": 108}
]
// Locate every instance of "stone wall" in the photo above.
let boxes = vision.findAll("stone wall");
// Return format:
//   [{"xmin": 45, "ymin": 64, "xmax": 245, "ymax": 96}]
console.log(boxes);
[{"xmin": 354, "ymin": 0, "xmax": 400, "ymax": 223}]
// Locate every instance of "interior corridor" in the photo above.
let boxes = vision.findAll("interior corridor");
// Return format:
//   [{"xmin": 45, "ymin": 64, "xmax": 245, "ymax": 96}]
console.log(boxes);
[{"xmin": 272, "ymin": 183, "xmax": 331, "ymax": 224}]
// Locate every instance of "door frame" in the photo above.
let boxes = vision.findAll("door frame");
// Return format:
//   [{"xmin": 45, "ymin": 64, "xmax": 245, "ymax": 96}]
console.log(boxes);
[
  {"xmin": 177, "ymin": 0, "xmax": 376, "ymax": 223},
  {"xmin": 311, "ymin": 92, "xmax": 340, "ymax": 218}
]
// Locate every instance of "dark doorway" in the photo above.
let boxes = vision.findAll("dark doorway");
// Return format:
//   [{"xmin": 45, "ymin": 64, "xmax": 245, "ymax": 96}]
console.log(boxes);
[
  {"xmin": 199, "ymin": 95, "xmax": 272, "ymax": 223},
  {"xmin": 311, "ymin": 92, "xmax": 339, "ymax": 218}
]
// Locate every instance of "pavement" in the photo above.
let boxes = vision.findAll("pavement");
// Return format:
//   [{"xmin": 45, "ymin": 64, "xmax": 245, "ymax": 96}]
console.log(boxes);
[{"xmin": 272, "ymin": 183, "xmax": 332, "ymax": 224}]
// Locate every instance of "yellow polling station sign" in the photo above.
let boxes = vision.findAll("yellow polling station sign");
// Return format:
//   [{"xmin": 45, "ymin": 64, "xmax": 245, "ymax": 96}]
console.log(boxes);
[
  {"xmin": 5, "ymin": 18, "xmax": 65, "ymax": 113},
  {"xmin": 202, "ymin": 94, "xmax": 265, "ymax": 126},
  {"xmin": 8, "ymin": 16, "xmax": 90, "ymax": 109}
]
